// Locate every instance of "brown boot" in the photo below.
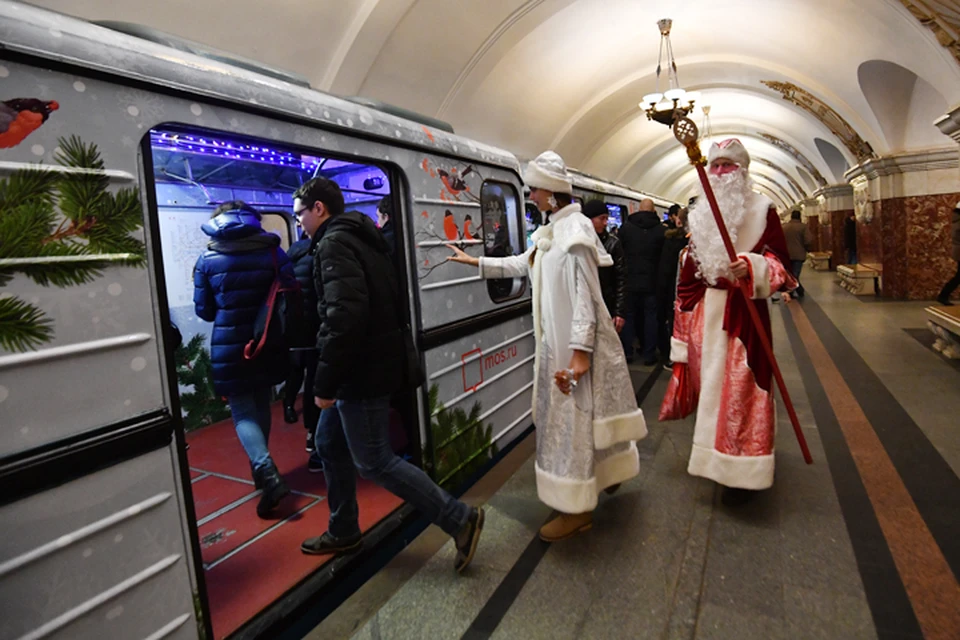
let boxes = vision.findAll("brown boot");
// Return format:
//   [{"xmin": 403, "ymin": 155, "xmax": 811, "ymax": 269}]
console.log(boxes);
[{"xmin": 538, "ymin": 512, "xmax": 593, "ymax": 542}]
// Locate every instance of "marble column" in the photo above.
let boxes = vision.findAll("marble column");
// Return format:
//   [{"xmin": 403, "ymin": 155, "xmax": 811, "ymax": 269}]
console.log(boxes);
[
  {"xmin": 936, "ymin": 104, "xmax": 960, "ymax": 301},
  {"xmin": 812, "ymin": 184, "xmax": 854, "ymax": 270},
  {"xmin": 845, "ymin": 145, "xmax": 960, "ymax": 299}
]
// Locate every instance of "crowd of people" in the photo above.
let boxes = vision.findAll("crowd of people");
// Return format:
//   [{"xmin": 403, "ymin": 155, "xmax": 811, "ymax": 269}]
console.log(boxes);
[{"xmin": 191, "ymin": 138, "xmax": 801, "ymax": 568}]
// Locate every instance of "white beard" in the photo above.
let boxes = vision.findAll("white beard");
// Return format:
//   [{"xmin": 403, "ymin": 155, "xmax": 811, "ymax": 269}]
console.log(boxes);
[{"xmin": 687, "ymin": 169, "xmax": 755, "ymax": 285}]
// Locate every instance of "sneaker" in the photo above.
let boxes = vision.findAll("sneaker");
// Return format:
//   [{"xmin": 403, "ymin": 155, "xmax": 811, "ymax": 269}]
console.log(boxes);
[
  {"xmin": 663, "ymin": 361, "xmax": 674, "ymax": 372},
  {"xmin": 307, "ymin": 457, "xmax": 324, "ymax": 473},
  {"xmin": 300, "ymin": 531, "xmax": 362, "ymax": 556},
  {"xmin": 283, "ymin": 406, "xmax": 298, "ymax": 424},
  {"xmin": 938, "ymin": 295, "xmax": 953, "ymax": 306},
  {"xmin": 305, "ymin": 432, "xmax": 315, "ymax": 453},
  {"xmin": 454, "ymin": 507, "xmax": 485, "ymax": 573}
]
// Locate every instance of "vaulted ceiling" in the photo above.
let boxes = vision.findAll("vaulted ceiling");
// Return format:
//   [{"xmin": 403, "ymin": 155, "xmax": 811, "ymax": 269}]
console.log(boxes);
[{"xmin": 31, "ymin": 0, "xmax": 960, "ymax": 207}]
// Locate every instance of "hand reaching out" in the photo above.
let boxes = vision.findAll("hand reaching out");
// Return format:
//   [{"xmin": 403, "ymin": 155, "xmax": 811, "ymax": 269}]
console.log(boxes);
[{"xmin": 446, "ymin": 244, "xmax": 480, "ymax": 267}]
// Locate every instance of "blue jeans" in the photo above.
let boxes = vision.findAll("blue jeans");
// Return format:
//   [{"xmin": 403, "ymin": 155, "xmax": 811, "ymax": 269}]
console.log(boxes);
[
  {"xmin": 227, "ymin": 387, "xmax": 273, "ymax": 472},
  {"xmin": 847, "ymin": 248, "xmax": 857, "ymax": 265},
  {"xmin": 315, "ymin": 396, "xmax": 470, "ymax": 539}
]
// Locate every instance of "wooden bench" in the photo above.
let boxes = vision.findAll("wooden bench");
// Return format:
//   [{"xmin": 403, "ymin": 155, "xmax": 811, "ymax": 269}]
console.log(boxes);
[
  {"xmin": 808, "ymin": 251, "xmax": 832, "ymax": 271},
  {"xmin": 837, "ymin": 264, "xmax": 882, "ymax": 296},
  {"xmin": 926, "ymin": 305, "xmax": 960, "ymax": 359}
]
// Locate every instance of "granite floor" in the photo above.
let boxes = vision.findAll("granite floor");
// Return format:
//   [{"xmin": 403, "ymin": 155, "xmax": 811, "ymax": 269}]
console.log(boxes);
[{"xmin": 306, "ymin": 269, "xmax": 960, "ymax": 640}]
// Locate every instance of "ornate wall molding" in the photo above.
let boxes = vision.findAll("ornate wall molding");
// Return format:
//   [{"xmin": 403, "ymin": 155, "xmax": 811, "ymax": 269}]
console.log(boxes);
[
  {"xmin": 813, "ymin": 183, "xmax": 854, "ymax": 213},
  {"xmin": 898, "ymin": 0, "xmax": 960, "ymax": 66},
  {"xmin": 753, "ymin": 156, "xmax": 810, "ymax": 199},
  {"xmin": 756, "ymin": 132, "xmax": 828, "ymax": 187},
  {"xmin": 761, "ymin": 80, "xmax": 877, "ymax": 162},
  {"xmin": 845, "ymin": 148, "xmax": 959, "ymax": 182},
  {"xmin": 935, "ymin": 103, "xmax": 960, "ymax": 144}
]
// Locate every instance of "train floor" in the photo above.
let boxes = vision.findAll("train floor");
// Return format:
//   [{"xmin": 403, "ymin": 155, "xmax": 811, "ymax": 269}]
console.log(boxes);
[
  {"xmin": 184, "ymin": 400, "xmax": 403, "ymax": 639},
  {"xmin": 306, "ymin": 269, "xmax": 960, "ymax": 640}
]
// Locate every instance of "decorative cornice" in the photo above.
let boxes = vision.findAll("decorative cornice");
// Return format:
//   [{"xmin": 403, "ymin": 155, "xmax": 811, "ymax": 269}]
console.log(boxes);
[
  {"xmin": 813, "ymin": 183, "xmax": 854, "ymax": 199},
  {"xmin": 844, "ymin": 147, "xmax": 959, "ymax": 182},
  {"xmin": 897, "ymin": 0, "xmax": 960, "ymax": 67},
  {"xmin": 752, "ymin": 156, "xmax": 809, "ymax": 198},
  {"xmin": 935, "ymin": 103, "xmax": 960, "ymax": 143},
  {"xmin": 761, "ymin": 80, "xmax": 877, "ymax": 162},
  {"xmin": 756, "ymin": 133, "xmax": 827, "ymax": 187}
]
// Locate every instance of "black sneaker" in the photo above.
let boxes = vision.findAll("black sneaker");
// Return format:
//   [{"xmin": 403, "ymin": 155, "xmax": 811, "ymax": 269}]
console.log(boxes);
[
  {"xmin": 305, "ymin": 432, "xmax": 315, "ymax": 453},
  {"xmin": 307, "ymin": 457, "xmax": 324, "ymax": 473},
  {"xmin": 284, "ymin": 406, "xmax": 298, "ymax": 424},
  {"xmin": 255, "ymin": 461, "xmax": 290, "ymax": 519},
  {"xmin": 300, "ymin": 531, "xmax": 362, "ymax": 555},
  {"xmin": 454, "ymin": 507, "xmax": 484, "ymax": 573}
]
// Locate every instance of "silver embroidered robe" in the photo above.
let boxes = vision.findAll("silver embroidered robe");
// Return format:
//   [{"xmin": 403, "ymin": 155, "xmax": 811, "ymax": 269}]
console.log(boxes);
[{"xmin": 478, "ymin": 203, "xmax": 647, "ymax": 513}]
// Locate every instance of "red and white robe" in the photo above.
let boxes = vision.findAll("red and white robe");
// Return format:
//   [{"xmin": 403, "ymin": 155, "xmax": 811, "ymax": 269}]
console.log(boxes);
[{"xmin": 660, "ymin": 199, "xmax": 796, "ymax": 490}]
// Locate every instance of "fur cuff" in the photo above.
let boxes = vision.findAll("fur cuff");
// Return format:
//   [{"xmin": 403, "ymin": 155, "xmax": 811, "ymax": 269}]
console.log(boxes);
[
  {"xmin": 560, "ymin": 231, "xmax": 614, "ymax": 267},
  {"xmin": 535, "ymin": 443, "xmax": 639, "ymax": 513},
  {"xmin": 670, "ymin": 337, "xmax": 689, "ymax": 364},
  {"xmin": 594, "ymin": 408, "xmax": 647, "ymax": 450},
  {"xmin": 740, "ymin": 252, "xmax": 771, "ymax": 299},
  {"xmin": 687, "ymin": 444, "xmax": 774, "ymax": 490}
]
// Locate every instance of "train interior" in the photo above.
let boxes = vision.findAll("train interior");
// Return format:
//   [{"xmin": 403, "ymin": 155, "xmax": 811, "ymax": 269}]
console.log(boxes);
[{"xmin": 146, "ymin": 126, "xmax": 412, "ymax": 638}]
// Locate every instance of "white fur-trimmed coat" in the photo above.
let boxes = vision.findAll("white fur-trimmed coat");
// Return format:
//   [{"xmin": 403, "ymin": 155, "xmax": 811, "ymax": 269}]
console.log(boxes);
[{"xmin": 479, "ymin": 204, "xmax": 647, "ymax": 513}]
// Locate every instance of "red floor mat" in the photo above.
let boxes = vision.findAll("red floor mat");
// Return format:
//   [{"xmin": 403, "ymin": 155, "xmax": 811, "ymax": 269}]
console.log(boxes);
[
  {"xmin": 185, "ymin": 396, "xmax": 405, "ymax": 639},
  {"xmin": 190, "ymin": 476, "xmax": 257, "ymax": 522}
]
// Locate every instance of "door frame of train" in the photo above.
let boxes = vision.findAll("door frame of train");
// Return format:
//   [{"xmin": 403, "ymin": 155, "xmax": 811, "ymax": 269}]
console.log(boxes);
[{"xmin": 138, "ymin": 121, "xmax": 438, "ymax": 638}]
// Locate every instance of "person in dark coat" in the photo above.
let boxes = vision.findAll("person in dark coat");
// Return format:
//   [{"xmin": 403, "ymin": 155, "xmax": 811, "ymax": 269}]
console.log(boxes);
[
  {"xmin": 657, "ymin": 207, "xmax": 689, "ymax": 369},
  {"xmin": 783, "ymin": 210, "xmax": 813, "ymax": 298},
  {"xmin": 583, "ymin": 199, "xmax": 626, "ymax": 331},
  {"xmin": 376, "ymin": 195, "xmax": 396, "ymax": 253},
  {"xmin": 193, "ymin": 201, "xmax": 296, "ymax": 518},
  {"xmin": 294, "ymin": 178, "xmax": 483, "ymax": 571},
  {"xmin": 281, "ymin": 232, "xmax": 322, "ymax": 458},
  {"xmin": 844, "ymin": 211, "xmax": 857, "ymax": 265},
  {"xmin": 618, "ymin": 198, "xmax": 666, "ymax": 365},
  {"xmin": 937, "ymin": 201, "xmax": 960, "ymax": 305}
]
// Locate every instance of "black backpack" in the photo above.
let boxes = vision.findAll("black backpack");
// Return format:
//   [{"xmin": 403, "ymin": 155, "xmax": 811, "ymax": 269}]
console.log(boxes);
[{"xmin": 244, "ymin": 248, "xmax": 309, "ymax": 360}]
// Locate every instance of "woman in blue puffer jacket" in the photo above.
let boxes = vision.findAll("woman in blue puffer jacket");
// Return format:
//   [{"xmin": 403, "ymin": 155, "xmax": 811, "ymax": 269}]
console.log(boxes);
[{"xmin": 194, "ymin": 201, "xmax": 296, "ymax": 518}]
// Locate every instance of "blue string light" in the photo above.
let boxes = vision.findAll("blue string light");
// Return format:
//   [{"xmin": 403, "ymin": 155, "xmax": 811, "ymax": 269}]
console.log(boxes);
[{"xmin": 149, "ymin": 131, "xmax": 318, "ymax": 170}]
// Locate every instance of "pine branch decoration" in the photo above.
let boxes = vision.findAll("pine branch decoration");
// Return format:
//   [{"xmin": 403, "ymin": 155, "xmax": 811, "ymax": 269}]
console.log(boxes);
[{"xmin": 0, "ymin": 136, "xmax": 147, "ymax": 353}]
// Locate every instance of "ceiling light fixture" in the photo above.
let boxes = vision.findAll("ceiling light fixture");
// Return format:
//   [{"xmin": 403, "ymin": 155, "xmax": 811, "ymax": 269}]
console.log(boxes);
[{"xmin": 639, "ymin": 19, "xmax": 698, "ymax": 126}]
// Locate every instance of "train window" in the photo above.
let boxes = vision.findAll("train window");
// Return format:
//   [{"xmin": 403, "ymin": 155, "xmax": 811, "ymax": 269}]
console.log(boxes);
[
  {"xmin": 480, "ymin": 181, "xmax": 526, "ymax": 302},
  {"xmin": 605, "ymin": 203, "xmax": 625, "ymax": 229}
]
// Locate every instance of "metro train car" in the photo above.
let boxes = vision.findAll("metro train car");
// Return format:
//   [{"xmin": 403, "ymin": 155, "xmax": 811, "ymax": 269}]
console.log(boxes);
[
  {"xmin": 0, "ymin": 4, "xmax": 673, "ymax": 640},
  {"xmin": 570, "ymin": 168, "xmax": 676, "ymax": 228}
]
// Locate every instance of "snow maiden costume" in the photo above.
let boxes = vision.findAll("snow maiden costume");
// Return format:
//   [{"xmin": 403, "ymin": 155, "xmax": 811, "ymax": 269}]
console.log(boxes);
[{"xmin": 476, "ymin": 151, "xmax": 647, "ymax": 520}]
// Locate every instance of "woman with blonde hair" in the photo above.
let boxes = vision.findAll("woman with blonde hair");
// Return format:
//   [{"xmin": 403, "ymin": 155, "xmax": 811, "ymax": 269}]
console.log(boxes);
[{"xmin": 448, "ymin": 151, "xmax": 646, "ymax": 541}]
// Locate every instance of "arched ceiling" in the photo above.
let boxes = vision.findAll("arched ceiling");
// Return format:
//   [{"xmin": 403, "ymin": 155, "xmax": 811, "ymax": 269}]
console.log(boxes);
[{"xmin": 31, "ymin": 0, "xmax": 960, "ymax": 205}]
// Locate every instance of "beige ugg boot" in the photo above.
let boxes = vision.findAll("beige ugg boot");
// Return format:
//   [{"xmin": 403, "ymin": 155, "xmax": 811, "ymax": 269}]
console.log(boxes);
[{"xmin": 538, "ymin": 511, "xmax": 593, "ymax": 542}]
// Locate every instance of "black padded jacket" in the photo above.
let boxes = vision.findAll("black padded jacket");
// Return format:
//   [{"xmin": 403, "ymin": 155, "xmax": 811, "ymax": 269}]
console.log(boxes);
[
  {"xmin": 598, "ymin": 229, "xmax": 627, "ymax": 319},
  {"xmin": 312, "ymin": 211, "xmax": 406, "ymax": 400}
]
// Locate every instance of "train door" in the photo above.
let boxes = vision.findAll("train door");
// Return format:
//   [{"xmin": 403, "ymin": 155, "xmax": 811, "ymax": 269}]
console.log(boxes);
[{"xmin": 142, "ymin": 123, "xmax": 423, "ymax": 639}]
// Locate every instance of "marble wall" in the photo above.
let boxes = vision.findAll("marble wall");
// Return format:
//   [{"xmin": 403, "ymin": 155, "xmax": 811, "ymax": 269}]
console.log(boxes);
[
  {"xmin": 806, "ymin": 217, "xmax": 821, "ymax": 252},
  {"xmin": 854, "ymin": 193, "xmax": 960, "ymax": 299},
  {"xmin": 904, "ymin": 192, "xmax": 960, "ymax": 300},
  {"xmin": 830, "ymin": 210, "xmax": 853, "ymax": 268}
]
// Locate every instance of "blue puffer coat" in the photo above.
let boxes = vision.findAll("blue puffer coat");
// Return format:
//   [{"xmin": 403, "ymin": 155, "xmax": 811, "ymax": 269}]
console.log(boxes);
[{"xmin": 193, "ymin": 210, "xmax": 295, "ymax": 397}]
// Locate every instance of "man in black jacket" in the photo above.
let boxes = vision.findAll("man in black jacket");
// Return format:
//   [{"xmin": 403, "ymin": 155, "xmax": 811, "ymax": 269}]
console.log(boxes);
[
  {"xmin": 657, "ymin": 207, "xmax": 689, "ymax": 369},
  {"xmin": 583, "ymin": 200, "xmax": 626, "ymax": 332},
  {"xmin": 618, "ymin": 199, "xmax": 666, "ymax": 365},
  {"xmin": 293, "ymin": 178, "xmax": 483, "ymax": 572}
]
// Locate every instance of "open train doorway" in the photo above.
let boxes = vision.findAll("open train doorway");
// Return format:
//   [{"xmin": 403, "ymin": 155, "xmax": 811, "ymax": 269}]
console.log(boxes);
[{"xmin": 143, "ymin": 125, "xmax": 415, "ymax": 639}]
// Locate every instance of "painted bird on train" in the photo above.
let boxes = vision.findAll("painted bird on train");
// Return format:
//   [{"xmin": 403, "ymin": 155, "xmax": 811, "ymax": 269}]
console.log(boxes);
[
  {"xmin": 0, "ymin": 98, "xmax": 59, "ymax": 148},
  {"xmin": 438, "ymin": 165, "xmax": 475, "ymax": 199},
  {"xmin": 443, "ymin": 210, "xmax": 460, "ymax": 241},
  {"xmin": 462, "ymin": 214, "xmax": 476, "ymax": 241}
]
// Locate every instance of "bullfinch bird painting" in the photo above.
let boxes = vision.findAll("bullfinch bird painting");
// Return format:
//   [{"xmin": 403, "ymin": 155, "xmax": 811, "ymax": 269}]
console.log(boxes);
[{"xmin": 0, "ymin": 98, "xmax": 59, "ymax": 148}]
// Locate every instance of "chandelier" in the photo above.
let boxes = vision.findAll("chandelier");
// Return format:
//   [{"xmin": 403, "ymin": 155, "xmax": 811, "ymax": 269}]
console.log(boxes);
[{"xmin": 640, "ymin": 19, "xmax": 699, "ymax": 126}]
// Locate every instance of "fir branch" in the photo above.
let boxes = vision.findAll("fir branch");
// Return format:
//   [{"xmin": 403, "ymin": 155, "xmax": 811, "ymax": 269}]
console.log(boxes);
[
  {"xmin": 0, "ymin": 199, "xmax": 58, "ymax": 257},
  {"xmin": 13, "ymin": 242, "xmax": 104, "ymax": 287},
  {"xmin": 55, "ymin": 135, "xmax": 105, "ymax": 171},
  {"xmin": 0, "ymin": 296, "xmax": 54, "ymax": 353},
  {"xmin": 55, "ymin": 136, "xmax": 109, "ymax": 224},
  {"xmin": 0, "ymin": 166, "xmax": 58, "ymax": 212}
]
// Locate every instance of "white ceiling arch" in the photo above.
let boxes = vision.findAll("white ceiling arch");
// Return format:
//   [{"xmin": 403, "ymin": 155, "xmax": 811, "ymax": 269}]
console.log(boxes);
[{"xmin": 31, "ymin": 0, "xmax": 960, "ymax": 201}]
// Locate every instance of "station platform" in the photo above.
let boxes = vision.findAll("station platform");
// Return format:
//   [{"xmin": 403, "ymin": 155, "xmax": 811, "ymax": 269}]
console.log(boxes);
[{"xmin": 305, "ymin": 269, "xmax": 960, "ymax": 640}]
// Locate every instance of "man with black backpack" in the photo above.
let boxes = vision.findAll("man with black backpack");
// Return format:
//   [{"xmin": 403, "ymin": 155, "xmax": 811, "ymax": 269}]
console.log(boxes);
[
  {"xmin": 193, "ymin": 201, "xmax": 296, "ymax": 518},
  {"xmin": 294, "ymin": 178, "xmax": 484, "ymax": 573}
]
